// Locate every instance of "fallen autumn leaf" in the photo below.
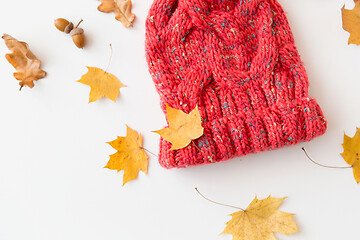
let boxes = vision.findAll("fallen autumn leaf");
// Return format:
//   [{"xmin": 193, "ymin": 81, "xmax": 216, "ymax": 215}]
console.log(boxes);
[
  {"xmin": 78, "ymin": 67, "xmax": 126, "ymax": 103},
  {"xmin": 153, "ymin": 104, "xmax": 204, "ymax": 150},
  {"xmin": 2, "ymin": 34, "xmax": 46, "ymax": 90},
  {"xmin": 106, "ymin": 125, "xmax": 148, "ymax": 186}
]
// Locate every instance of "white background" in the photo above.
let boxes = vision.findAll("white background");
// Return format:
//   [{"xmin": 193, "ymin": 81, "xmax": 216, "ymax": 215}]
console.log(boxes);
[{"xmin": 0, "ymin": 0, "xmax": 359, "ymax": 239}]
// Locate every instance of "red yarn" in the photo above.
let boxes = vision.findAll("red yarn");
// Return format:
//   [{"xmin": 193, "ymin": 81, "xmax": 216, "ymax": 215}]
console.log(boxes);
[{"xmin": 145, "ymin": 0, "xmax": 327, "ymax": 168}]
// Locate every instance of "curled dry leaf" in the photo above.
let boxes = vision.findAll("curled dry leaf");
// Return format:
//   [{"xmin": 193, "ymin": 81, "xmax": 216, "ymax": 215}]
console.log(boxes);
[
  {"xmin": 2, "ymin": 34, "xmax": 46, "ymax": 90},
  {"xmin": 77, "ymin": 67, "xmax": 126, "ymax": 103},
  {"xmin": 106, "ymin": 126, "xmax": 149, "ymax": 186},
  {"xmin": 222, "ymin": 196, "xmax": 299, "ymax": 240},
  {"xmin": 342, "ymin": 0, "xmax": 360, "ymax": 45},
  {"xmin": 341, "ymin": 128, "xmax": 360, "ymax": 183},
  {"xmin": 98, "ymin": 0, "xmax": 135, "ymax": 28},
  {"xmin": 153, "ymin": 104, "xmax": 204, "ymax": 150}
]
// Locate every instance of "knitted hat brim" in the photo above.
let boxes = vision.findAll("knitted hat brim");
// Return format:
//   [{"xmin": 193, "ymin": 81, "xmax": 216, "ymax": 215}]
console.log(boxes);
[{"xmin": 158, "ymin": 97, "xmax": 326, "ymax": 169}]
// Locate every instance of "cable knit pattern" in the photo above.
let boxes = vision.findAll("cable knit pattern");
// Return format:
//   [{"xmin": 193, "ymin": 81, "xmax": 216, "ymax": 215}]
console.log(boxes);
[{"xmin": 145, "ymin": 0, "xmax": 327, "ymax": 168}]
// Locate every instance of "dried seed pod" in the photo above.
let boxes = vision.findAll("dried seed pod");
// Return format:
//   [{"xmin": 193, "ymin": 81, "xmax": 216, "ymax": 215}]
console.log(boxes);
[
  {"xmin": 54, "ymin": 18, "xmax": 73, "ymax": 33},
  {"xmin": 70, "ymin": 28, "xmax": 85, "ymax": 48}
]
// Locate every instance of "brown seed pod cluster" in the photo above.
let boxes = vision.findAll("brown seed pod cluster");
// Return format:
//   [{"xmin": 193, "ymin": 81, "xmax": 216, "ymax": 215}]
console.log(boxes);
[{"xmin": 54, "ymin": 18, "xmax": 86, "ymax": 48}]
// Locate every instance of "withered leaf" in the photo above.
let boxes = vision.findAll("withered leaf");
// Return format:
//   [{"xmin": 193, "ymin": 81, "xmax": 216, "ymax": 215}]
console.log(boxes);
[
  {"xmin": 222, "ymin": 196, "xmax": 299, "ymax": 240},
  {"xmin": 2, "ymin": 34, "xmax": 46, "ymax": 90},
  {"xmin": 98, "ymin": 0, "xmax": 135, "ymax": 28}
]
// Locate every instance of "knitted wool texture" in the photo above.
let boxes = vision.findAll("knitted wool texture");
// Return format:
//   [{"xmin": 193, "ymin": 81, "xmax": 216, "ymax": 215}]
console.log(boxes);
[{"xmin": 145, "ymin": 0, "xmax": 327, "ymax": 168}]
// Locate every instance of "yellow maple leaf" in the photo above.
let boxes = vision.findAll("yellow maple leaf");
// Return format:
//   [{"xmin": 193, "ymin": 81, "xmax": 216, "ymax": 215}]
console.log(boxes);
[
  {"xmin": 97, "ymin": 0, "xmax": 135, "ymax": 28},
  {"xmin": 105, "ymin": 125, "xmax": 148, "ymax": 186},
  {"xmin": 341, "ymin": 128, "xmax": 360, "ymax": 183},
  {"xmin": 342, "ymin": 0, "xmax": 360, "ymax": 45},
  {"xmin": 153, "ymin": 104, "xmax": 204, "ymax": 150},
  {"xmin": 222, "ymin": 196, "xmax": 299, "ymax": 240},
  {"xmin": 78, "ymin": 67, "xmax": 125, "ymax": 103}
]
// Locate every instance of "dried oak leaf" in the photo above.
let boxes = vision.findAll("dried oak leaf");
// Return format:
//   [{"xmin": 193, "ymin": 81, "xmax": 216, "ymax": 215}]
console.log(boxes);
[
  {"xmin": 106, "ymin": 126, "xmax": 148, "ymax": 186},
  {"xmin": 153, "ymin": 104, "xmax": 204, "ymax": 150},
  {"xmin": 2, "ymin": 34, "xmax": 46, "ymax": 90},
  {"xmin": 342, "ymin": 0, "xmax": 360, "ymax": 45},
  {"xmin": 98, "ymin": 0, "xmax": 135, "ymax": 28},
  {"xmin": 78, "ymin": 67, "xmax": 126, "ymax": 103},
  {"xmin": 222, "ymin": 196, "xmax": 299, "ymax": 240},
  {"xmin": 341, "ymin": 128, "xmax": 360, "ymax": 183}
]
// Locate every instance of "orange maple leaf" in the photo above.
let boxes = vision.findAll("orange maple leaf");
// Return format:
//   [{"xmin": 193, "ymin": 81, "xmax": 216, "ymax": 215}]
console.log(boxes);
[
  {"xmin": 78, "ymin": 67, "xmax": 126, "ymax": 103},
  {"xmin": 342, "ymin": 0, "xmax": 360, "ymax": 45},
  {"xmin": 341, "ymin": 128, "xmax": 360, "ymax": 183},
  {"xmin": 106, "ymin": 126, "xmax": 148, "ymax": 185},
  {"xmin": 153, "ymin": 104, "xmax": 204, "ymax": 150}
]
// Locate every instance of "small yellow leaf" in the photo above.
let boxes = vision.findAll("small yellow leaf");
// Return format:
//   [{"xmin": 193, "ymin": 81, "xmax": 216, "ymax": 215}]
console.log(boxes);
[
  {"xmin": 98, "ymin": 0, "xmax": 135, "ymax": 28},
  {"xmin": 341, "ymin": 128, "xmax": 360, "ymax": 183},
  {"xmin": 78, "ymin": 67, "xmax": 125, "ymax": 103},
  {"xmin": 106, "ymin": 126, "xmax": 148, "ymax": 186},
  {"xmin": 153, "ymin": 104, "xmax": 204, "ymax": 150},
  {"xmin": 342, "ymin": 0, "xmax": 360, "ymax": 45},
  {"xmin": 222, "ymin": 196, "xmax": 299, "ymax": 240}
]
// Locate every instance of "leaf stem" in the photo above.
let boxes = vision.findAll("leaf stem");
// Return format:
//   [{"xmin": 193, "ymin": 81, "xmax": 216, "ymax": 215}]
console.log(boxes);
[
  {"xmin": 195, "ymin": 188, "xmax": 244, "ymax": 211},
  {"xmin": 141, "ymin": 147, "xmax": 158, "ymax": 158},
  {"xmin": 301, "ymin": 147, "xmax": 352, "ymax": 169},
  {"xmin": 105, "ymin": 43, "xmax": 113, "ymax": 73}
]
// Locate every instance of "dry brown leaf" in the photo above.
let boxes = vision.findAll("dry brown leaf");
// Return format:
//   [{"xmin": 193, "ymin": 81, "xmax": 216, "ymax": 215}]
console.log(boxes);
[
  {"xmin": 106, "ymin": 126, "xmax": 148, "ymax": 186},
  {"xmin": 2, "ymin": 34, "xmax": 46, "ymax": 90},
  {"xmin": 341, "ymin": 128, "xmax": 360, "ymax": 183},
  {"xmin": 77, "ymin": 67, "xmax": 126, "ymax": 103},
  {"xmin": 98, "ymin": 0, "xmax": 135, "ymax": 28},
  {"xmin": 342, "ymin": 0, "xmax": 360, "ymax": 45},
  {"xmin": 222, "ymin": 196, "xmax": 299, "ymax": 240},
  {"xmin": 153, "ymin": 104, "xmax": 204, "ymax": 150}
]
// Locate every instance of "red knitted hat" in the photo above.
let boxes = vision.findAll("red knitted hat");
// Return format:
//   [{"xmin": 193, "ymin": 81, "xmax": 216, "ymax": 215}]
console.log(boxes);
[{"xmin": 145, "ymin": 0, "xmax": 327, "ymax": 168}]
